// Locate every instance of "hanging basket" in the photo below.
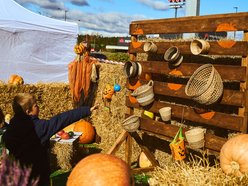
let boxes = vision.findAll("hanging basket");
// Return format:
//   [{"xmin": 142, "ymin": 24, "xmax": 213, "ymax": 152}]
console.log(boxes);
[
  {"xmin": 131, "ymin": 80, "xmax": 154, "ymax": 97},
  {"xmin": 164, "ymin": 46, "xmax": 183, "ymax": 67},
  {"xmin": 185, "ymin": 64, "xmax": 223, "ymax": 105},
  {"xmin": 143, "ymin": 42, "xmax": 158, "ymax": 53},
  {"xmin": 131, "ymin": 80, "xmax": 154, "ymax": 106},
  {"xmin": 190, "ymin": 39, "xmax": 210, "ymax": 55},
  {"xmin": 122, "ymin": 115, "xmax": 140, "ymax": 132},
  {"xmin": 185, "ymin": 128, "xmax": 206, "ymax": 149}
]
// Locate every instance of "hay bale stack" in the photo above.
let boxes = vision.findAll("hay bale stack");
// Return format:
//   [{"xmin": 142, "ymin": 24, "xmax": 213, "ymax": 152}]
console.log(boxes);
[
  {"xmin": 50, "ymin": 141, "xmax": 74, "ymax": 171},
  {"xmin": 90, "ymin": 63, "xmax": 141, "ymax": 161},
  {"xmin": 0, "ymin": 83, "xmax": 73, "ymax": 119}
]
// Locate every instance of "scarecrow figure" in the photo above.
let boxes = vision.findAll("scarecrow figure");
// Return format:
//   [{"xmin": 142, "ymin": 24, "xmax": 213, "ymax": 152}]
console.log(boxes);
[{"xmin": 68, "ymin": 40, "xmax": 98, "ymax": 108}]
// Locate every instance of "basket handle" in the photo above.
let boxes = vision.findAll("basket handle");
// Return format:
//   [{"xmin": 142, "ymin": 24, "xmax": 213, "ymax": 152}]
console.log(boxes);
[{"xmin": 147, "ymin": 80, "xmax": 154, "ymax": 87}]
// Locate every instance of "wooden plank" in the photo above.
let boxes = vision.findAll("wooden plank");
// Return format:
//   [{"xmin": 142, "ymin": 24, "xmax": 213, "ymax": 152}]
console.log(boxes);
[
  {"xmin": 130, "ymin": 12, "xmax": 248, "ymax": 35},
  {"xmin": 131, "ymin": 167, "xmax": 155, "ymax": 174},
  {"xmin": 107, "ymin": 130, "xmax": 128, "ymax": 155},
  {"xmin": 239, "ymin": 31, "xmax": 248, "ymax": 133},
  {"xmin": 142, "ymin": 80, "xmax": 244, "ymax": 107},
  {"xmin": 129, "ymin": 132, "xmax": 159, "ymax": 167},
  {"xmin": 125, "ymin": 133, "xmax": 132, "ymax": 166},
  {"xmin": 129, "ymin": 41, "xmax": 248, "ymax": 56},
  {"xmin": 139, "ymin": 118, "xmax": 227, "ymax": 152},
  {"xmin": 139, "ymin": 61, "xmax": 246, "ymax": 82},
  {"xmin": 127, "ymin": 35, "xmax": 138, "ymax": 116},
  {"xmin": 126, "ymin": 98, "xmax": 243, "ymax": 132},
  {"xmin": 142, "ymin": 130, "xmax": 221, "ymax": 156}
]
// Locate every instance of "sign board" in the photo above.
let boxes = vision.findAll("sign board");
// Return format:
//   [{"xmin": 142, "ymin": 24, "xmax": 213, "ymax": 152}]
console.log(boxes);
[{"xmin": 168, "ymin": 0, "xmax": 185, "ymax": 3}]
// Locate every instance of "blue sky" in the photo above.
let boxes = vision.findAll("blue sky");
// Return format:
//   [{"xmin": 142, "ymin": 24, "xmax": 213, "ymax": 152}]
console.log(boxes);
[{"xmin": 15, "ymin": 0, "xmax": 248, "ymax": 36}]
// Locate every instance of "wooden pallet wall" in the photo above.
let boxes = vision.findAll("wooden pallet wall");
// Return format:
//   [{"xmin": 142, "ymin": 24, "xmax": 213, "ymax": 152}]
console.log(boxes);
[{"xmin": 127, "ymin": 12, "xmax": 248, "ymax": 154}]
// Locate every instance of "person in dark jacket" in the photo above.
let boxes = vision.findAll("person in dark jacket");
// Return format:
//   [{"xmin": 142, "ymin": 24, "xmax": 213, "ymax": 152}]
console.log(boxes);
[{"xmin": 2, "ymin": 93, "xmax": 97, "ymax": 186}]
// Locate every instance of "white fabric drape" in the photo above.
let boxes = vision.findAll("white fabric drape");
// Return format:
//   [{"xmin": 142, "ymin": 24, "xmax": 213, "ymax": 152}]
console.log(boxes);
[{"xmin": 0, "ymin": 0, "xmax": 79, "ymax": 83}]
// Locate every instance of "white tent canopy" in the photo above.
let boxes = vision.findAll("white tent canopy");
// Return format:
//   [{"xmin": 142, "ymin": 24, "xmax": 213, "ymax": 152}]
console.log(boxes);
[{"xmin": 0, "ymin": 0, "xmax": 79, "ymax": 83}]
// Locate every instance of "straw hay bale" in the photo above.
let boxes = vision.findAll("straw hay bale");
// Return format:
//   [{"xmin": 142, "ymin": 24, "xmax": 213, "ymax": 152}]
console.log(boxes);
[
  {"xmin": 90, "ymin": 62, "xmax": 141, "ymax": 161},
  {"xmin": 51, "ymin": 142, "xmax": 74, "ymax": 171},
  {"xmin": 0, "ymin": 83, "xmax": 73, "ymax": 119}
]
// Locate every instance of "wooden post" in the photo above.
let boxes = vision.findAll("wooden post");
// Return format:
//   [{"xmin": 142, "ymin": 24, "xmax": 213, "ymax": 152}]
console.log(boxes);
[
  {"xmin": 107, "ymin": 130, "xmax": 128, "ymax": 155},
  {"xmin": 240, "ymin": 31, "xmax": 248, "ymax": 133},
  {"xmin": 130, "ymin": 132, "xmax": 159, "ymax": 167},
  {"xmin": 125, "ymin": 133, "xmax": 132, "ymax": 165}
]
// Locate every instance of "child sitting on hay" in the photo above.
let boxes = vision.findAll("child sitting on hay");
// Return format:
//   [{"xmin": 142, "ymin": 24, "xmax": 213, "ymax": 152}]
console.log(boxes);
[{"xmin": 2, "ymin": 93, "xmax": 98, "ymax": 186}]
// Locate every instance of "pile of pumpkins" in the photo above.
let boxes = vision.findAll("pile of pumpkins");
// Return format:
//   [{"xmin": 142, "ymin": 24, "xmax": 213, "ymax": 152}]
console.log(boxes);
[{"xmin": 63, "ymin": 119, "xmax": 95, "ymax": 144}]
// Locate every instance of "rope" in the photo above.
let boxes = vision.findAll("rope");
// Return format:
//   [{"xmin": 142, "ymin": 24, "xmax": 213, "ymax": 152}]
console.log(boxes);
[{"xmin": 90, "ymin": 57, "xmax": 125, "ymax": 65}]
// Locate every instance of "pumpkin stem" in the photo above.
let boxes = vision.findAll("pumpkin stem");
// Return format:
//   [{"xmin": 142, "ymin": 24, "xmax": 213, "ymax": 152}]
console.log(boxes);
[{"xmin": 230, "ymin": 161, "xmax": 240, "ymax": 171}]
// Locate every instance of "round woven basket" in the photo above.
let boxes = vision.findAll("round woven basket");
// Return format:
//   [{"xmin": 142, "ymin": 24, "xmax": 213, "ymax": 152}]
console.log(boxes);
[
  {"xmin": 190, "ymin": 39, "xmax": 210, "ymax": 55},
  {"xmin": 185, "ymin": 64, "xmax": 223, "ymax": 105},
  {"xmin": 122, "ymin": 115, "xmax": 140, "ymax": 132},
  {"xmin": 131, "ymin": 80, "xmax": 154, "ymax": 106},
  {"xmin": 185, "ymin": 128, "xmax": 206, "ymax": 149},
  {"xmin": 143, "ymin": 42, "xmax": 157, "ymax": 53},
  {"xmin": 131, "ymin": 80, "xmax": 154, "ymax": 97}
]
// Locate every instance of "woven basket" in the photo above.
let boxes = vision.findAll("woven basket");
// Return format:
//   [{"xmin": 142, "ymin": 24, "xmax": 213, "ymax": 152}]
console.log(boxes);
[
  {"xmin": 122, "ymin": 115, "xmax": 140, "ymax": 132},
  {"xmin": 131, "ymin": 80, "xmax": 154, "ymax": 97},
  {"xmin": 131, "ymin": 80, "xmax": 154, "ymax": 106},
  {"xmin": 185, "ymin": 64, "xmax": 223, "ymax": 105},
  {"xmin": 188, "ymin": 139, "xmax": 205, "ymax": 149}
]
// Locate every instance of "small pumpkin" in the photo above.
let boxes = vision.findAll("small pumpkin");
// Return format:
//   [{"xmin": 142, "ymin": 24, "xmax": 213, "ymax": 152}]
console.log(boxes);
[
  {"xmin": 73, "ymin": 119, "xmax": 95, "ymax": 144},
  {"xmin": 138, "ymin": 152, "xmax": 152, "ymax": 168},
  {"xmin": 220, "ymin": 134, "xmax": 248, "ymax": 177},
  {"xmin": 8, "ymin": 74, "xmax": 24, "ymax": 85},
  {"xmin": 67, "ymin": 153, "xmax": 132, "ymax": 186}
]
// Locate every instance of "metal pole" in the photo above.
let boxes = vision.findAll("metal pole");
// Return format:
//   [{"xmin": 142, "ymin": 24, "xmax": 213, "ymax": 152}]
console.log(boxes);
[
  {"xmin": 64, "ymin": 10, "xmax": 68, "ymax": 21},
  {"xmin": 233, "ymin": 6, "xmax": 238, "ymax": 13},
  {"xmin": 175, "ymin": 7, "xmax": 178, "ymax": 18}
]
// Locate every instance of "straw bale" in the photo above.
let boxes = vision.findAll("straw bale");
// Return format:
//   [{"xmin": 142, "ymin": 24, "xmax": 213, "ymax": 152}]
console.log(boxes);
[
  {"xmin": 90, "ymin": 63, "xmax": 141, "ymax": 161},
  {"xmin": 0, "ymin": 83, "xmax": 73, "ymax": 119},
  {"xmin": 50, "ymin": 142, "xmax": 74, "ymax": 171}
]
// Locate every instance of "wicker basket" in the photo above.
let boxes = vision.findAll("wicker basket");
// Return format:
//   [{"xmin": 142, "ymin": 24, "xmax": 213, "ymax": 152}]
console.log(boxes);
[
  {"xmin": 131, "ymin": 80, "xmax": 154, "ymax": 106},
  {"xmin": 185, "ymin": 64, "xmax": 223, "ymax": 105},
  {"xmin": 185, "ymin": 128, "xmax": 206, "ymax": 149},
  {"xmin": 143, "ymin": 42, "xmax": 157, "ymax": 53},
  {"xmin": 122, "ymin": 115, "xmax": 140, "ymax": 132}
]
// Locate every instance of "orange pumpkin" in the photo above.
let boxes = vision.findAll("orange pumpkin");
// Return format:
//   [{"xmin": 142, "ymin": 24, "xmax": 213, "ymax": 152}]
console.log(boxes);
[
  {"xmin": 220, "ymin": 134, "xmax": 248, "ymax": 177},
  {"xmin": 67, "ymin": 153, "xmax": 132, "ymax": 186},
  {"xmin": 8, "ymin": 74, "xmax": 24, "ymax": 85},
  {"xmin": 73, "ymin": 119, "xmax": 95, "ymax": 144}
]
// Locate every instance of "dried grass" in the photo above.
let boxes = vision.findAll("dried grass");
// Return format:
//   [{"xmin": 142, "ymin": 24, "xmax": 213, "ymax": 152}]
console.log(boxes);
[{"xmin": 149, "ymin": 152, "xmax": 248, "ymax": 186}]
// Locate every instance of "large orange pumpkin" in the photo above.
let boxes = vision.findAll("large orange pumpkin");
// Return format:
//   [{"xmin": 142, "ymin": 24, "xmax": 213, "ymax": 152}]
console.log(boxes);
[
  {"xmin": 73, "ymin": 119, "xmax": 95, "ymax": 144},
  {"xmin": 220, "ymin": 134, "xmax": 248, "ymax": 177},
  {"xmin": 8, "ymin": 74, "xmax": 24, "ymax": 85},
  {"xmin": 67, "ymin": 153, "xmax": 132, "ymax": 186}
]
